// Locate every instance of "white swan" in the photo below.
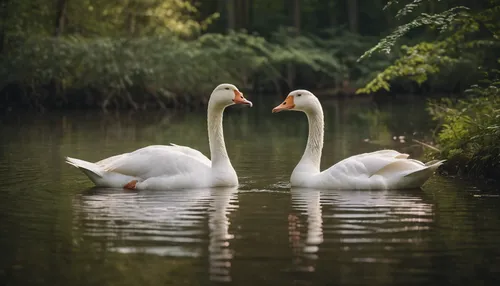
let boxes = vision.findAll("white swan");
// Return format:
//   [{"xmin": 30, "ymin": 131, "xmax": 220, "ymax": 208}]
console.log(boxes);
[
  {"xmin": 272, "ymin": 89, "xmax": 444, "ymax": 190},
  {"xmin": 66, "ymin": 83, "xmax": 252, "ymax": 191}
]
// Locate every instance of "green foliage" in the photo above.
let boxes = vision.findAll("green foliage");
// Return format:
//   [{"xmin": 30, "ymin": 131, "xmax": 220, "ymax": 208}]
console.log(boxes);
[
  {"xmin": 1, "ymin": 0, "xmax": 400, "ymax": 109},
  {"xmin": 358, "ymin": 6, "xmax": 469, "ymax": 61},
  {"xmin": 427, "ymin": 67, "xmax": 500, "ymax": 177},
  {"xmin": 6, "ymin": 0, "xmax": 495, "ymax": 110},
  {"xmin": 389, "ymin": 0, "xmax": 453, "ymax": 20},
  {"xmin": 357, "ymin": 41, "xmax": 462, "ymax": 93},
  {"xmin": 68, "ymin": 0, "xmax": 218, "ymax": 37},
  {"xmin": 0, "ymin": 0, "xmax": 54, "ymax": 38},
  {"xmin": 394, "ymin": 0, "xmax": 429, "ymax": 18},
  {"xmin": 316, "ymin": 29, "xmax": 395, "ymax": 87},
  {"xmin": 2, "ymin": 30, "xmax": 369, "ymax": 109},
  {"xmin": 358, "ymin": 0, "xmax": 500, "ymax": 94},
  {"xmin": 268, "ymin": 28, "xmax": 390, "ymax": 88},
  {"xmin": 358, "ymin": 0, "xmax": 500, "ymax": 178}
]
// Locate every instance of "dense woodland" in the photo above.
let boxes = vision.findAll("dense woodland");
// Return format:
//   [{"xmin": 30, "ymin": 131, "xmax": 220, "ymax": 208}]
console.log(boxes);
[
  {"xmin": 0, "ymin": 0, "xmax": 499, "ymax": 179},
  {"xmin": 1, "ymin": 0, "xmax": 495, "ymax": 109}
]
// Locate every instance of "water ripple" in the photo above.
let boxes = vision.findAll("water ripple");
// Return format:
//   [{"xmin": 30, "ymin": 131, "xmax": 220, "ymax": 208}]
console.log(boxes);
[
  {"xmin": 72, "ymin": 186, "xmax": 239, "ymax": 283},
  {"xmin": 288, "ymin": 188, "xmax": 434, "ymax": 274}
]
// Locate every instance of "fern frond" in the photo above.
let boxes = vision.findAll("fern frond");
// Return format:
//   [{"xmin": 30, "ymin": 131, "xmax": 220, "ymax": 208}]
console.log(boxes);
[
  {"xmin": 395, "ymin": 0, "xmax": 427, "ymax": 19},
  {"xmin": 356, "ymin": 41, "xmax": 458, "ymax": 94},
  {"xmin": 383, "ymin": 1, "xmax": 400, "ymax": 10},
  {"xmin": 358, "ymin": 6, "xmax": 469, "ymax": 62}
]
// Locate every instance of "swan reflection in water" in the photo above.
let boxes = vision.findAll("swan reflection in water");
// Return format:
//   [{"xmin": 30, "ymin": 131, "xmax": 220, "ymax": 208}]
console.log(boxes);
[
  {"xmin": 72, "ymin": 186, "xmax": 238, "ymax": 283},
  {"xmin": 289, "ymin": 188, "xmax": 433, "ymax": 276},
  {"xmin": 289, "ymin": 188, "xmax": 324, "ymax": 275}
]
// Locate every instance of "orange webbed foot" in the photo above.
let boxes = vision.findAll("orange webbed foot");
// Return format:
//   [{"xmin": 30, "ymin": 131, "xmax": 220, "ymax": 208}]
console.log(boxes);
[{"xmin": 124, "ymin": 180, "xmax": 138, "ymax": 190}]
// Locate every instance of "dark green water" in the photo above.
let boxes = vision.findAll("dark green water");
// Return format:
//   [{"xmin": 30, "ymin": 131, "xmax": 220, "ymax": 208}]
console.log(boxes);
[{"xmin": 1, "ymin": 95, "xmax": 499, "ymax": 286}]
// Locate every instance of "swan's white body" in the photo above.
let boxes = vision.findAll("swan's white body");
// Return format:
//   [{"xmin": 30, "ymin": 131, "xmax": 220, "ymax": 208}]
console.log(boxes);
[
  {"xmin": 66, "ymin": 84, "xmax": 252, "ymax": 191},
  {"xmin": 273, "ymin": 90, "xmax": 444, "ymax": 190}
]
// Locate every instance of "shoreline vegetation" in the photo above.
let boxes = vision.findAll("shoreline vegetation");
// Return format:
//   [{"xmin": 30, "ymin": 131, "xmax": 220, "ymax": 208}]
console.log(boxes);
[
  {"xmin": 0, "ymin": 30, "xmax": 387, "ymax": 111},
  {"xmin": 1, "ymin": 0, "xmax": 499, "ymax": 181},
  {"xmin": 355, "ymin": 0, "xmax": 500, "ymax": 182},
  {"xmin": 0, "ymin": 0, "xmax": 482, "ymax": 112}
]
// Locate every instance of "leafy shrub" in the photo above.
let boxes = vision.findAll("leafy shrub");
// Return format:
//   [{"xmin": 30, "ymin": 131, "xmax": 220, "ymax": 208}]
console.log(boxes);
[
  {"xmin": 0, "ymin": 29, "xmax": 383, "ymax": 110},
  {"xmin": 427, "ymin": 66, "xmax": 500, "ymax": 177},
  {"xmin": 357, "ymin": 0, "xmax": 500, "ymax": 94}
]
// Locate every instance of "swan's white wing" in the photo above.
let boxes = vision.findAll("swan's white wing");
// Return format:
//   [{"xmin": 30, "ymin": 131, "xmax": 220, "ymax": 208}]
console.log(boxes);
[
  {"xmin": 168, "ymin": 143, "xmax": 211, "ymax": 166},
  {"xmin": 328, "ymin": 149, "xmax": 412, "ymax": 176},
  {"xmin": 96, "ymin": 145, "xmax": 211, "ymax": 179},
  {"xmin": 319, "ymin": 149, "xmax": 441, "ymax": 189}
]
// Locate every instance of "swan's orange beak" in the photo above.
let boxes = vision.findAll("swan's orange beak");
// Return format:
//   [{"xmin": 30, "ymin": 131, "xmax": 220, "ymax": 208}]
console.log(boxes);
[
  {"xmin": 232, "ymin": 90, "xmax": 253, "ymax": 107},
  {"xmin": 272, "ymin": 96, "xmax": 295, "ymax": 113}
]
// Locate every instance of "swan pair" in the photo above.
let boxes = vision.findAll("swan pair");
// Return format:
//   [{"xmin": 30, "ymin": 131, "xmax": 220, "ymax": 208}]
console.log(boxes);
[{"xmin": 67, "ymin": 83, "xmax": 444, "ymax": 191}]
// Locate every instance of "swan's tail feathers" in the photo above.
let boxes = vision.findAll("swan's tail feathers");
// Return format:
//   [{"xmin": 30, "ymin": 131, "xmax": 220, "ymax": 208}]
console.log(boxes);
[
  {"xmin": 424, "ymin": 159, "xmax": 445, "ymax": 166},
  {"xmin": 403, "ymin": 160, "xmax": 446, "ymax": 188},
  {"xmin": 422, "ymin": 159, "xmax": 446, "ymax": 170},
  {"xmin": 65, "ymin": 157, "xmax": 103, "ymax": 183}
]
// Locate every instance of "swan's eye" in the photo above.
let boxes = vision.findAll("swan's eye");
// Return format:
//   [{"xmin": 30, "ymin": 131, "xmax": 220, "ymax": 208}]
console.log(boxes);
[
  {"xmin": 240, "ymin": 95, "xmax": 243, "ymax": 99},
  {"xmin": 224, "ymin": 87, "xmax": 230, "ymax": 90},
  {"xmin": 282, "ymin": 102, "xmax": 286, "ymax": 105},
  {"xmin": 297, "ymin": 94, "xmax": 302, "ymax": 97}
]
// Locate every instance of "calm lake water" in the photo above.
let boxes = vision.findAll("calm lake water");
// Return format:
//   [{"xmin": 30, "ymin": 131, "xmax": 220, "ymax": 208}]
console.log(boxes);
[{"xmin": 1, "ymin": 95, "xmax": 500, "ymax": 286}]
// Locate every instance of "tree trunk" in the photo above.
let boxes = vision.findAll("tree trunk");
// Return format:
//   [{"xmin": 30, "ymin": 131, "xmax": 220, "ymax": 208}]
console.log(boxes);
[
  {"xmin": 0, "ymin": 31, "xmax": 4, "ymax": 53},
  {"xmin": 428, "ymin": 0, "xmax": 435, "ymax": 14},
  {"xmin": 287, "ymin": 0, "xmax": 300, "ymax": 89},
  {"xmin": 239, "ymin": 0, "xmax": 253, "ymax": 31},
  {"xmin": 233, "ymin": 0, "xmax": 251, "ymax": 30},
  {"xmin": 55, "ymin": 0, "xmax": 68, "ymax": 37},
  {"xmin": 53, "ymin": 0, "xmax": 68, "ymax": 99},
  {"xmin": 319, "ymin": 0, "xmax": 336, "ymax": 27},
  {"xmin": 0, "ymin": 0, "xmax": 9, "ymax": 53},
  {"xmin": 293, "ymin": 0, "xmax": 301, "ymax": 33},
  {"xmin": 240, "ymin": 0, "xmax": 247, "ymax": 30},
  {"xmin": 227, "ymin": 0, "xmax": 236, "ymax": 31},
  {"xmin": 128, "ymin": 15, "xmax": 136, "ymax": 35},
  {"xmin": 247, "ymin": 0, "xmax": 253, "ymax": 31},
  {"xmin": 347, "ymin": 0, "xmax": 358, "ymax": 33}
]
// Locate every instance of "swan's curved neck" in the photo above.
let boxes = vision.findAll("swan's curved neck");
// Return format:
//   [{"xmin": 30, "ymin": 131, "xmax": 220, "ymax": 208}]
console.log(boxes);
[
  {"xmin": 295, "ymin": 103, "xmax": 324, "ymax": 174},
  {"xmin": 207, "ymin": 102, "xmax": 233, "ymax": 170}
]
